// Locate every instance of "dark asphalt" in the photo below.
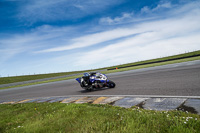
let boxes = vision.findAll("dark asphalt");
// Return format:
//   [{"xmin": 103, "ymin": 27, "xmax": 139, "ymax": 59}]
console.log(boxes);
[{"xmin": 0, "ymin": 60, "xmax": 200, "ymax": 102}]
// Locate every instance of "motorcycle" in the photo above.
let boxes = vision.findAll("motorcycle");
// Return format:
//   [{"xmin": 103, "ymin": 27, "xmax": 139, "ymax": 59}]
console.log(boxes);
[{"xmin": 76, "ymin": 72, "xmax": 116, "ymax": 91}]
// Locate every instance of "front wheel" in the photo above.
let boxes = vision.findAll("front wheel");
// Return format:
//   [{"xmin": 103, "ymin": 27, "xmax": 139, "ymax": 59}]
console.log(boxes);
[{"xmin": 107, "ymin": 80, "xmax": 116, "ymax": 88}]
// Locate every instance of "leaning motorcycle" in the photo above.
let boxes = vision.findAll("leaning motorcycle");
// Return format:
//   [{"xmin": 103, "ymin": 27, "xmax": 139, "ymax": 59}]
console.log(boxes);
[{"xmin": 76, "ymin": 72, "xmax": 116, "ymax": 91}]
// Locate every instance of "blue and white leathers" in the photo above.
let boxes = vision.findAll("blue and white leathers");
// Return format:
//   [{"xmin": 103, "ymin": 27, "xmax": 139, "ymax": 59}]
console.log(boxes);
[{"xmin": 76, "ymin": 72, "xmax": 115, "ymax": 90}]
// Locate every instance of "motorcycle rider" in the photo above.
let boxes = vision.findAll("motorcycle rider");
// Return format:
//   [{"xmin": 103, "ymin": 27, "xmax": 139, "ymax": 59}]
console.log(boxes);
[
  {"xmin": 76, "ymin": 72, "xmax": 115, "ymax": 90},
  {"xmin": 80, "ymin": 72, "xmax": 90, "ymax": 87},
  {"xmin": 81, "ymin": 72, "xmax": 105, "ymax": 87},
  {"xmin": 96, "ymin": 72, "xmax": 106, "ymax": 80}
]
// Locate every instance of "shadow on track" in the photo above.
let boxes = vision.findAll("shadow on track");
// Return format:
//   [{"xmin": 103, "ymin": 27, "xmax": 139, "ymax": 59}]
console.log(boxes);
[{"xmin": 79, "ymin": 87, "xmax": 114, "ymax": 93}]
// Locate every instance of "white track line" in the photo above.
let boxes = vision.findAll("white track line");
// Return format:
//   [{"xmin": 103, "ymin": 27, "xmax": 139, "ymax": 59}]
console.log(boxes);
[{"xmin": 38, "ymin": 95, "xmax": 200, "ymax": 99}]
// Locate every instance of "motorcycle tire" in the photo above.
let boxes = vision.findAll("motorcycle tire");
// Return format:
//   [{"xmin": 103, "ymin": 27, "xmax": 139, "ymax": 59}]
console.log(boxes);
[
  {"xmin": 107, "ymin": 80, "xmax": 116, "ymax": 88},
  {"xmin": 86, "ymin": 85, "xmax": 93, "ymax": 91}
]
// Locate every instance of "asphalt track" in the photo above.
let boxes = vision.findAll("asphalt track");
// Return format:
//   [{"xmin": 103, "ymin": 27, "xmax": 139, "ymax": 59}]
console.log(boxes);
[{"xmin": 0, "ymin": 60, "xmax": 200, "ymax": 103}]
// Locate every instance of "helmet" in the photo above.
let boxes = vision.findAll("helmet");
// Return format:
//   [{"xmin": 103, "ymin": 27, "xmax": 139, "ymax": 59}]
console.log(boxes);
[{"xmin": 83, "ymin": 73, "xmax": 89, "ymax": 77}]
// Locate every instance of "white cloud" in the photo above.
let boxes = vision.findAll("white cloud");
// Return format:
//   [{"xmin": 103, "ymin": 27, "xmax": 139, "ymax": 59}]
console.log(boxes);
[
  {"xmin": 141, "ymin": 6, "xmax": 150, "ymax": 14},
  {"xmin": 17, "ymin": 0, "xmax": 124, "ymax": 23},
  {"xmin": 153, "ymin": 2, "xmax": 172, "ymax": 11},
  {"xmin": 73, "ymin": 4, "xmax": 200, "ymax": 68},
  {"xmin": 38, "ymin": 0, "xmax": 200, "ymax": 53},
  {"xmin": 99, "ymin": 12, "xmax": 134, "ymax": 25},
  {"xmin": 100, "ymin": 1, "xmax": 173, "ymax": 25},
  {"xmin": 0, "ymin": 25, "xmax": 71, "ymax": 63},
  {"xmin": 75, "ymin": 32, "xmax": 200, "ymax": 69},
  {"xmin": 0, "ymin": 36, "xmax": 38, "ymax": 64},
  {"xmin": 34, "ymin": 1, "xmax": 200, "ymax": 71},
  {"xmin": 141, "ymin": 2, "xmax": 172, "ymax": 13},
  {"xmin": 37, "ymin": 8, "xmax": 200, "ymax": 71},
  {"xmin": 36, "ymin": 27, "xmax": 144, "ymax": 53}
]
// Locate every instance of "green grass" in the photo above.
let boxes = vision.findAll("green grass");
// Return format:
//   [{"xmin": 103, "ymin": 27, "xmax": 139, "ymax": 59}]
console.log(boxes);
[
  {"xmin": 0, "ymin": 103, "xmax": 199, "ymax": 133},
  {"xmin": 0, "ymin": 70, "xmax": 103, "ymax": 85},
  {"xmin": 0, "ymin": 75, "xmax": 82, "ymax": 90},
  {"xmin": 107, "ymin": 50, "xmax": 200, "ymax": 70},
  {"xmin": 103, "ymin": 55, "xmax": 200, "ymax": 74}
]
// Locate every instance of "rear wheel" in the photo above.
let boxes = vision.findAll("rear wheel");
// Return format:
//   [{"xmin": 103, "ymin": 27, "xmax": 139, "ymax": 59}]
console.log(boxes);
[
  {"xmin": 86, "ymin": 85, "xmax": 93, "ymax": 91},
  {"xmin": 81, "ymin": 80, "xmax": 88, "ymax": 87},
  {"xmin": 107, "ymin": 81, "xmax": 115, "ymax": 88}
]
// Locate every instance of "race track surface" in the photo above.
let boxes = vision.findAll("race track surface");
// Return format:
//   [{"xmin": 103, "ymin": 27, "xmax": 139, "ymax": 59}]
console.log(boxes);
[{"xmin": 0, "ymin": 60, "xmax": 200, "ymax": 102}]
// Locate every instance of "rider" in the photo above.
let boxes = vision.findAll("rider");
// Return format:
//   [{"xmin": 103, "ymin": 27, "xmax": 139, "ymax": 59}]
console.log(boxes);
[
  {"xmin": 81, "ymin": 72, "xmax": 104, "ymax": 87},
  {"xmin": 81, "ymin": 72, "xmax": 90, "ymax": 87}
]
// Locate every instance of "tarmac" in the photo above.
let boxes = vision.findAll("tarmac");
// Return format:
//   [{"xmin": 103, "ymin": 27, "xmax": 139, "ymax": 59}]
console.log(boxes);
[{"xmin": 1, "ymin": 95, "xmax": 200, "ymax": 115}]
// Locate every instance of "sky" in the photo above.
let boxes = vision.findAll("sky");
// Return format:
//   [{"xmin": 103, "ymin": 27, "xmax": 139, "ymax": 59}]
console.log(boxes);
[{"xmin": 0, "ymin": 0, "xmax": 200, "ymax": 77}]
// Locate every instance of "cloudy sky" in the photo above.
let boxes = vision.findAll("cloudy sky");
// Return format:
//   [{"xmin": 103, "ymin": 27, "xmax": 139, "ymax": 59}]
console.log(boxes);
[{"xmin": 0, "ymin": 0, "xmax": 200, "ymax": 77}]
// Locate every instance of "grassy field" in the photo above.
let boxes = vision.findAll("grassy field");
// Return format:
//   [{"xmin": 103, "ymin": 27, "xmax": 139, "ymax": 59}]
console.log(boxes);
[
  {"xmin": 0, "ymin": 103, "xmax": 199, "ymax": 133},
  {"xmin": 106, "ymin": 50, "xmax": 200, "ymax": 70},
  {"xmin": 0, "ymin": 75, "xmax": 82, "ymax": 90},
  {"xmin": 0, "ymin": 70, "xmax": 100, "ymax": 85},
  {"xmin": 103, "ymin": 55, "xmax": 200, "ymax": 74},
  {"xmin": 0, "ymin": 50, "xmax": 200, "ymax": 87}
]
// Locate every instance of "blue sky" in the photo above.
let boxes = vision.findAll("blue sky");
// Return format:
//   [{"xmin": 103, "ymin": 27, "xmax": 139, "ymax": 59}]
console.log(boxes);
[{"xmin": 0, "ymin": 0, "xmax": 200, "ymax": 77}]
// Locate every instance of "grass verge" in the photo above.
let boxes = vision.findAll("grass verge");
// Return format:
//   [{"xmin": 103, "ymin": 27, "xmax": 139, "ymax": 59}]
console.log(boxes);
[
  {"xmin": 0, "ymin": 103, "xmax": 199, "ymax": 133},
  {"xmin": 0, "ymin": 75, "xmax": 82, "ymax": 90},
  {"xmin": 107, "ymin": 50, "xmax": 200, "ymax": 70},
  {"xmin": 103, "ymin": 55, "xmax": 200, "ymax": 74},
  {"xmin": 0, "ymin": 70, "xmax": 103, "ymax": 85}
]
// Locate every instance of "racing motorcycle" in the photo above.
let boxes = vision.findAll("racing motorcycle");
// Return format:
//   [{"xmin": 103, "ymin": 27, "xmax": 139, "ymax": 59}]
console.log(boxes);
[{"xmin": 76, "ymin": 72, "xmax": 116, "ymax": 91}]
